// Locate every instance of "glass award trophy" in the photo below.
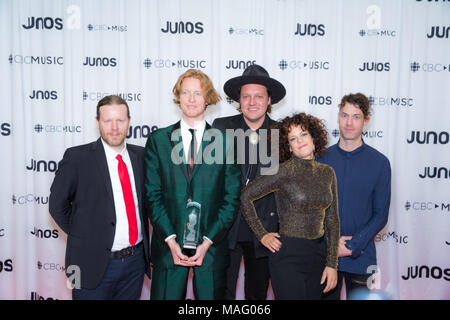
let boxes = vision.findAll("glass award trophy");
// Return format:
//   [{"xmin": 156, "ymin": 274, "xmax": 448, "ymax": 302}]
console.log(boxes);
[{"xmin": 182, "ymin": 200, "xmax": 201, "ymax": 257}]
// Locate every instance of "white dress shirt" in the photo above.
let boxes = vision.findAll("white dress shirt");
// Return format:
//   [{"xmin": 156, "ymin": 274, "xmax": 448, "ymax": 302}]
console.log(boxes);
[
  {"xmin": 101, "ymin": 139, "xmax": 143, "ymax": 251},
  {"xmin": 180, "ymin": 118, "xmax": 205, "ymax": 163}
]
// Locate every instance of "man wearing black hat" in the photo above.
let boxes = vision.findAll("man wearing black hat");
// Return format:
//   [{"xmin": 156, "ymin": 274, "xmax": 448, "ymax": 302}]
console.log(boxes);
[{"xmin": 212, "ymin": 64, "xmax": 286, "ymax": 300}]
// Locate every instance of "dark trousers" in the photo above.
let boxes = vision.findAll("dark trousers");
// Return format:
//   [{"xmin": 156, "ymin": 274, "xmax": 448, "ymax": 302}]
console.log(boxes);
[
  {"xmin": 72, "ymin": 245, "xmax": 145, "ymax": 300},
  {"xmin": 323, "ymin": 271, "xmax": 372, "ymax": 300},
  {"xmin": 269, "ymin": 236, "xmax": 326, "ymax": 300},
  {"xmin": 225, "ymin": 241, "xmax": 270, "ymax": 300}
]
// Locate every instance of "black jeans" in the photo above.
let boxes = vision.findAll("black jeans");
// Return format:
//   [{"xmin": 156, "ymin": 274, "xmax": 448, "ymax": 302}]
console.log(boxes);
[
  {"xmin": 225, "ymin": 241, "xmax": 270, "ymax": 300},
  {"xmin": 323, "ymin": 271, "xmax": 372, "ymax": 300}
]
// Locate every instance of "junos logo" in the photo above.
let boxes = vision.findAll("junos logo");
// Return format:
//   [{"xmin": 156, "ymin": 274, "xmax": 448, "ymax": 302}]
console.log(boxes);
[
  {"xmin": 309, "ymin": 95, "xmax": 332, "ymax": 105},
  {"xmin": 407, "ymin": 131, "xmax": 449, "ymax": 144},
  {"xmin": 419, "ymin": 167, "xmax": 450, "ymax": 179},
  {"xmin": 427, "ymin": 26, "xmax": 450, "ymax": 39},
  {"xmin": 401, "ymin": 265, "xmax": 450, "ymax": 281},
  {"xmin": 29, "ymin": 90, "xmax": 57, "ymax": 100},
  {"xmin": 294, "ymin": 23, "xmax": 325, "ymax": 36},
  {"xmin": 30, "ymin": 292, "xmax": 59, "ymax": 300},
  {"xmin": 127, "ymin": 125, "xmax": 159, "ymax": 139},
  {"xmin": 83, "ymin": 57, "xmax": 117, "ymax": 67},
  {"xmin": 26, "ymin": 159, "xmax": 58, "ymax": 173},
  {"xmin": 226, "ymin": 60, "xmax": 256, "ymax": 70},
  {"xmin": 0, "ymin": 259, "xmax": 13, "ymax": 272},
  {"xmin": 22, "ymin": 17, "xmax": 63, "ymax": 30},
  {"xmin": 359, "ymin": 62, "xmax": 390, "ymax": 72},
  {"xmin": 31, "ymin": 227, "xmax": 59, "ymax": 239},
  {"xmin": 161, "ymin": 21, "xmax": 204, "ymax": 34},
  {"xmin": 1, "ymin": 123, "xmax": 11, "ymax": 136}
]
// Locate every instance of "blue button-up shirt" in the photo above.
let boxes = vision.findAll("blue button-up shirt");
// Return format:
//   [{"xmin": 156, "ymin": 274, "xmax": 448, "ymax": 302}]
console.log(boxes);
[{"xmin": 317, "ymin": 141, "xmax": 391, "ymax": 274}]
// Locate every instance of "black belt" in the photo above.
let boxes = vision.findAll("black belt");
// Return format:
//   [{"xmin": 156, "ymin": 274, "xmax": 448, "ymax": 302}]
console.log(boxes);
[{"xmin": 110, "ymin": 241, "xmax": 143, "ymax": 259}]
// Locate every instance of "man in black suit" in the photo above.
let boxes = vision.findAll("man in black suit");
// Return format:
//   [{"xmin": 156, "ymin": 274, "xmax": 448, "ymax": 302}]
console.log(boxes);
[
  {"xmin": 212, "ymin": 64, "xmax": 286, "ymax": 300},
  {"xmin": 49, "ymin": 95, "xmax": 150, "ymax": 300}
]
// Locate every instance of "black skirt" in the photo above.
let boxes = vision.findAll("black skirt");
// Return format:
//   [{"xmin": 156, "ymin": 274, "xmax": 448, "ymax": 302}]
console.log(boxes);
[{"xmin": 269, "ymin": 235, "xmax": 327, "ymax": 300}]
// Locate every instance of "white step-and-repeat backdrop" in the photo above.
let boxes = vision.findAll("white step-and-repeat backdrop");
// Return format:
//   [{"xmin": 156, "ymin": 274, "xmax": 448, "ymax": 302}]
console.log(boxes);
[{"xmin": 0, "ymin": 0, "xmax": 449, "ymax": 300}]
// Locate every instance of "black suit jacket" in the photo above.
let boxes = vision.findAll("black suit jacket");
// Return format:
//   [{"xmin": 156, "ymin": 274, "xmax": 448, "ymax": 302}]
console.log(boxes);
[
  {"xmin": 49, "ymin": 138, "xmax": 150, "ymax": 289},
  {"xmin": 212, "ymin": 114, "xmax": 278, "ymax": 258}
]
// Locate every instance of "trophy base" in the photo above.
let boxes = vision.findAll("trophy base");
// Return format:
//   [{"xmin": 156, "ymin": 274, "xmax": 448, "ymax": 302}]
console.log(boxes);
[{"xmin": 182, "ymin": 248, "xmax": 196, "ymax": 257}]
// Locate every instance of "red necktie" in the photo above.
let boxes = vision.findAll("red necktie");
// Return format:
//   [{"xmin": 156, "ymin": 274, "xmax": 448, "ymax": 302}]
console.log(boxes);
[{"xmin": 116, "ymin": 154, "xmax": 138, "ymax": 246}]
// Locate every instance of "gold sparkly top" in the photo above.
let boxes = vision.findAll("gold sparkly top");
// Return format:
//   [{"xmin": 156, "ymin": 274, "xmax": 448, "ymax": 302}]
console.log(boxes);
[{"xmin": 240, "ymin": 156, "xmax": 340, "ymax": 269}]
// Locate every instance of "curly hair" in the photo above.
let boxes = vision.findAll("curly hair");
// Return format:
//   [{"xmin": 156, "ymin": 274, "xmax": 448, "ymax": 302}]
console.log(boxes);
[
  {"xmin": 271, "ymin": 112, "xmax": 328, "ymax": 163},
  {"xmin": 339, "ymin": 93, "xmax": 371, "ymax": 119},
  {"xmin": 172, "ymin": 69, "xmax": 221, "ymax": 107}
]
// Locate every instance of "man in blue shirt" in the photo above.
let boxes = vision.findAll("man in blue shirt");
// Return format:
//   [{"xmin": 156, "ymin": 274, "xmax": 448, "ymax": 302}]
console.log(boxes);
[{"xmin": 317, "ymin": 93, "xmax": 391, "ymax": 299}]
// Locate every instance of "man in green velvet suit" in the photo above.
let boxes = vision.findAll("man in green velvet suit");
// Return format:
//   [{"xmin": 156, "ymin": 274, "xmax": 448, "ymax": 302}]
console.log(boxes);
[{"xmin": 144, "ymin": 69, "xmax": 241, "ymax": 300}]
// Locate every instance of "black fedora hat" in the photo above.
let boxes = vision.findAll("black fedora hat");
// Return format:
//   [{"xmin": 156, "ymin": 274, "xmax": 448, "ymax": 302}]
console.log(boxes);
[{"xmin": 223, "ymin": 64, "xmax": 286, "ymax": 104}]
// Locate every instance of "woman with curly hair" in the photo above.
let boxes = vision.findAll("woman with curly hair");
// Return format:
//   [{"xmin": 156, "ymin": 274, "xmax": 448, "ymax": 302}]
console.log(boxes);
[{"xmin": 240, "ymin": 112, "xmax": 340, "ymax": 299}]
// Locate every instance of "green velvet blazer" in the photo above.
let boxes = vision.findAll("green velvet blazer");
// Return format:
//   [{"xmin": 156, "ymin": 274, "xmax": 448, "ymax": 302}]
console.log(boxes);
[{"xmin": 144, "ymin": 121, "xmax": 241, "ymax": 271}]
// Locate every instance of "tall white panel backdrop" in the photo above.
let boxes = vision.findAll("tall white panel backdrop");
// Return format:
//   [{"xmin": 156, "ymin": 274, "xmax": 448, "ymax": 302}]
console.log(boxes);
[{"xmin": 0, "ymin": 0, "xmax": 449, "ymax": 300}]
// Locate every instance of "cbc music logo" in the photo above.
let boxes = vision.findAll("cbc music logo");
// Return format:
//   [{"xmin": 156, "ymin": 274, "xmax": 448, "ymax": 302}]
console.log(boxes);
[
  {"xmin": 31, "ymin": 227, "xmax": 58, "ymax": 239},
  {"xmin": 1, "ymin": 122, "xmax": 11, "ymax": 136},
  {"xmin": 22, "ymin": 16, "xmax": 63, "ymax": 30},
  {"xmin": 226, "ymin": 60, "xmax": 256, "ymax": 70},
  {"xmin": 278, "ymin": 59, "xmax": 330, "ymax": 71},
  {"xmin": 143, "ymin": 58, "xmax": 206, "ymax": 69},
  {"xmin": 410, "ymin": 61, "xmax": 450, "ymax": 73},
  {"xmin": 358, "ymin": 62, "xmax": 390, "ymax": 72},
  {"xmin": 83, "ymin": 56, "xmax": 117, "ymax": 67},
  {"xmin": 29, "ymin": 90, "xmax": 58, "ymax": 100},
  {"xmin": 33, "ymin": 123, "xmax": 82, "ymax": 134},
  {"xmin": 401, "ymin": 265, "xmax": 450, "ymax": 281},
  {"xmin": 226, "ymin": 96, "xmax": 235, "ymax": 105},
  {"xmin": 368, "ymin": 96, "xmax": 414, "ymax": 107},
  {"xmin": 37, "ymin": 261, "xmax": 65, "ymax": 271},
  {"xmin": 12, "ymin": 194, "xmax": 48, "ymax": 205},
  {"xmin": 161, "ymin": 21, "xmax": 204, "ymax": 34},
  {"xmin": 358, "ymin": 29, "xmax": 396, "ymax": 37},
  {"xmin": 294, "ymin": 23, "xmax": 325, "ymax": 36},
  {"xmin": 330, "ymin": 129, "xmax": 383, "ymax": 139},
  {"xmin": 26, "ymin": 158, "xmax": 58, "ymax": 173},
  {"xmin": 405, "ymin": 200, "xmax": 450, "ymax": 212},
  {"xmin": 127, "ymin": 125, "xmax": 159, "ymax": 139},
  {"xmin": 427, "ymin": 26, "xmax": 450, "ymax": 39},
  {"xmin": 8, "ymin": 54, "xmax": 63, "ymax": 65},
  {"xmin": 228, "ymin": 26, "xmax": 264, "ymax": 36},
  {"xmin": 87, "ymin": 24, "xmax": 127, "ymax": 32},
  {"xmin": 375, "ymin": 231, "xmax": 408, "ymax": 244},
  {"xmin": 419, "ymin": 167, "xmax": 450, "ymax": 179},
  {"xmin": 407, "ymin": 131, "xmax": 449, "ymax": 145},
  {"xmin": 0, "ymin": 259, "xmax": 13, "ymax": 272},
  {"xmin": 83, "ymin": 91, "xmax": 142, "ymax": 102}
]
